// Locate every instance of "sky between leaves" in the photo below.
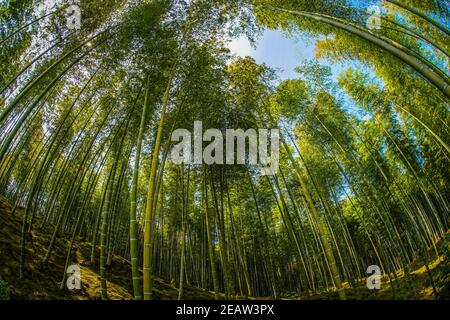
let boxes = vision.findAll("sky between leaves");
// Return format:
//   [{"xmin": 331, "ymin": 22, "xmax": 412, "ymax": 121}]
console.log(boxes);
[
  {"xmin": 230, "ymin": 29, "xmax": 373, "ymax": 120},
  {"xmin": 227, "ymin": 29, "xmax": 348, "ymax": 81}
]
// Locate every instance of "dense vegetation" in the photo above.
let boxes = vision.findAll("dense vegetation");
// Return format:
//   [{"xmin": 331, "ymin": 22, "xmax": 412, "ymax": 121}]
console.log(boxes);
[{"xmin": 0, "ymin": 0, "xmax": 448, "ymax": 300}]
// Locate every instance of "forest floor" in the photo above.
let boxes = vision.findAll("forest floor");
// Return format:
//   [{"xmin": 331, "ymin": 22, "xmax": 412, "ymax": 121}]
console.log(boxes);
[
  {"xmin": 0, "ymin": 195, "xmax": 216, "ymax": 300},
  {"xmin": 0, "ymin": 195, "xmax": 448, "ymax": 300}
]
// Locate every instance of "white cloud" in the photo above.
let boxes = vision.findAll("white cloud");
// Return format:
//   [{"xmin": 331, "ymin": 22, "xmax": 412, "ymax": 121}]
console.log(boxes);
[{"xmin": 227, "ymin": 35, "xmax": 254, "ymax": 57}]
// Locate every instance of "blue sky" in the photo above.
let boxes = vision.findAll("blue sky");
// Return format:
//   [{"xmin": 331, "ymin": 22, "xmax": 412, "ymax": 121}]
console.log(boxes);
[
  {"xmin": 228, "ymin": 29, "xmax": 373, "ymax": 119},
  {"xmin": 227, "ymin": 29, "xmax": 349, "ymax": 83},
  {"xmin": 228, "ymin": 29, "xmax": 316, "ymax": 80}
]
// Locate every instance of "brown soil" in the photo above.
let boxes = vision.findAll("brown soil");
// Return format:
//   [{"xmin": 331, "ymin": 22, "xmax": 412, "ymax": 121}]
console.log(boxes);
[
  {"xmin": 0, "ymin": 195, "xmax": 216, "ymax": 300},
  {"xmin": 0, "ymin": 194, "xmax": 448, "ymax": 300}
]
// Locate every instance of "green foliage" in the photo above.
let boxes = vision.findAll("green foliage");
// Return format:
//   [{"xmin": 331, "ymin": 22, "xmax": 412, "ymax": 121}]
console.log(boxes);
[
  {"xmin": 0, "ymin": 278, "xmax": 10, "ymax": 300},
  {"xmin": 0, "ymin": 0, "xmax": 448, "ymax": 301},
  {"xmin": 432, "ymin": 234, "xmax": 450, "ymax": 300}
]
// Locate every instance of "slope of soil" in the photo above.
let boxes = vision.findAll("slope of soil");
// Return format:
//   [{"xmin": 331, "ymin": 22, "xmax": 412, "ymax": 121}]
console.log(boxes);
[
  {"xmin": 0, "ymin": 195, "xmax": 216, "ymax": 300},
  {"xmin": 0, "ymin": 194, "xmax": 448, "ymax": 300}
]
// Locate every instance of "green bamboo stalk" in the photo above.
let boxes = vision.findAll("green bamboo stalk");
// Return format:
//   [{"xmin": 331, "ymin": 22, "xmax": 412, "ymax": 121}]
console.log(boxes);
[
  {"xmin": 203, "ymin": 167, "xmax": 220, "ymax": 299},
  {"xmin": 128, "ymin": 79, "xmax": 151, "ymax": 300},
  {"xmin": 281, "ymin": 138, "xmax": 347, "ymax": 300},
  {"xmin": 143, "ymin": 70, "xmax": 174, "ymax": 300},
  {"xmin": 384, "ymin": 0, "xmax": 450, "ymax": 36},
  {"xmin": 259, "ymin": 5, "xmax": 450, "ymax": 98}
]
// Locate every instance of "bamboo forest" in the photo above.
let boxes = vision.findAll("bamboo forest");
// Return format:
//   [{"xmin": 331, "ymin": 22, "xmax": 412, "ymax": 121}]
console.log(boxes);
[{"xmin": 0, "ymin": 0, "xmax": 449, "ymax": 303}]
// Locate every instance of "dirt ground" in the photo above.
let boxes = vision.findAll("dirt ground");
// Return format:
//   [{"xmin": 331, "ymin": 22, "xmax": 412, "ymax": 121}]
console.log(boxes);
[{"xmin": 0, "ymin": 195, "xmax": 448, "ymax": 300}]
